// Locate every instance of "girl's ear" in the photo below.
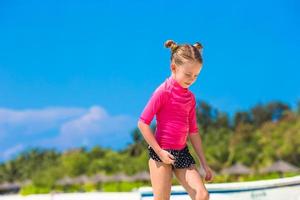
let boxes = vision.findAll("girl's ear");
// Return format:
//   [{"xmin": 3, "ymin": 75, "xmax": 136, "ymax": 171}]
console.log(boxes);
[{"xmin": 170, "ymin": 63, "xmax": 176, "ymax": 72}]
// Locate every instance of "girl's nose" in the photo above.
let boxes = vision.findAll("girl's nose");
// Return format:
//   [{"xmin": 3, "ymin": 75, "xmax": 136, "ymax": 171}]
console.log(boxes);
[{"xmin": 190, "ymin": 77, "xmax": 196, "ymax": 82}]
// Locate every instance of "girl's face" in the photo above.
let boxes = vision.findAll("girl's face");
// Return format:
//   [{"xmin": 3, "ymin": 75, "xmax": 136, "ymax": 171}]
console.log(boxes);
[{"xmin": 171, "ymin": 61, "xmax": 202, "ymax": 88}]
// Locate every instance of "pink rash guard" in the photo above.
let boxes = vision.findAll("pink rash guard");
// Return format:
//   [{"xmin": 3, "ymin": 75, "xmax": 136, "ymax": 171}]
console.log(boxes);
[{"xmin": 139, "ymin": 75, "xmax": 199, "ymax": 150}]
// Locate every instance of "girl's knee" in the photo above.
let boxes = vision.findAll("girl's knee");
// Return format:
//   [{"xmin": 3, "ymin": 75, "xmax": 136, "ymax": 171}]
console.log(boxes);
[{"xmin": 195, "ymin": 190, "xmax": 209, "ymax": 200}]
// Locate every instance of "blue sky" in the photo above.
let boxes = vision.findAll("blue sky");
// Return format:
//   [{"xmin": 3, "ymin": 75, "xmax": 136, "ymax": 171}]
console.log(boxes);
[{"xmin": 0, "ymin": 0, "xmax": 299, "ymax": 162}]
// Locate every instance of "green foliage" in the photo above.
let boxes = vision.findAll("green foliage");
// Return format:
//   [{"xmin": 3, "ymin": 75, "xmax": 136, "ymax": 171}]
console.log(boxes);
[
  {"xmin": 102, "ymin": 181, "xmax": 146, "ymax": 192},
  {"xmin": 82, "ymin": 183, "xmax": 97, "ymax": 192},
  {"xmin": 61, "ymin": 149, "xmax": 89, "ymax": 177},
  {"xmin": 20, "ymin": 184, "xmax": 51, "ymax": 195},
  {"xmin": 32, "ymin": 165, "xmax": 63, "ymax": 188},
  {"xmin": 200, "ymin": 127, "xmax": 232, "ymax": 171}
]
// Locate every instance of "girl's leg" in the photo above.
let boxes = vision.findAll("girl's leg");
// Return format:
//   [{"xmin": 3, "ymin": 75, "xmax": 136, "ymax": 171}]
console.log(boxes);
[
  {"xmin": 148, "ymin": 158, "xmax": 173, "ymax": 200},
  {"xmin": 173, "ymin": 164, "xmax": 209, "ymax": 200}
]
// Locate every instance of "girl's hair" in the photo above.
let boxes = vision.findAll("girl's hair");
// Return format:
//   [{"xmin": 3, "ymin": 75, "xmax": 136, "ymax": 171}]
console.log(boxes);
[{"xmin": 164, "ymin": 40, "xmax": 203, "ymax": 65}]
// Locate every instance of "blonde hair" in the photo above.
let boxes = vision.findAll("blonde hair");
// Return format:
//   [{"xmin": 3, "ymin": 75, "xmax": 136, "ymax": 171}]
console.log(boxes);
[{"xmin": 164, "ymin": 40, "xmax": 203, "ymax": 66}]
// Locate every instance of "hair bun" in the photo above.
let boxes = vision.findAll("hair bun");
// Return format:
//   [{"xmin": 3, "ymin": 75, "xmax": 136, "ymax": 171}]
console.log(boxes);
[
  {"xmin": 164, "ymin": 40, "xmax": 178, "ymax": 51},
  {"xmin": 193, "ymin": 42, "xmax": 203, "ymax": 51}
]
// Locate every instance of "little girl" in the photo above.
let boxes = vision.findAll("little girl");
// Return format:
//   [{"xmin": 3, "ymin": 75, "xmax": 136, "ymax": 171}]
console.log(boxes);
[{"xmin": 138, "ymin": 40, "xmax": 213, "ymax": 200}]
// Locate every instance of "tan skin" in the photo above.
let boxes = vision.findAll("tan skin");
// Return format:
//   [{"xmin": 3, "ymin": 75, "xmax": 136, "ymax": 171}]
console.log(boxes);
[{"xmin": 138, "ymin": 61, "xmax": 213, "ymax": 200}]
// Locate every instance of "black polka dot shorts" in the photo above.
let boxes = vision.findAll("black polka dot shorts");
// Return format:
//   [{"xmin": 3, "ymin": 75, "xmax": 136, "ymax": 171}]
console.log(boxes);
[{"xmin": 148, "ymin": 145, "xmax": 196, "ymax": 169}]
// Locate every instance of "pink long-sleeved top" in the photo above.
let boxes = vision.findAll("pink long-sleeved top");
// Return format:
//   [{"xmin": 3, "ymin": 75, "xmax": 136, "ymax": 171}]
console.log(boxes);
[{"xmin": 139, "ymin": 75, "xmax": 199, "ymax": 150}]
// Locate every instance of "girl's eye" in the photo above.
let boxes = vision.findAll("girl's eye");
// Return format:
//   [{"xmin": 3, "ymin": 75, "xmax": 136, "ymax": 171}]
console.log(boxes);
[{"xmin": 185, "ymin": 74, "xmax": 191, "ymax": 77}]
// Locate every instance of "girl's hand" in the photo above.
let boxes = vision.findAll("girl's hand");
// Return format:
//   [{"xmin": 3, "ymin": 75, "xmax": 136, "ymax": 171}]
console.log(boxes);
[
  {"xmin": 157, "ymin": 149, "xmax": 175, "ymax": 165},
  {"xmin": 203, "ymin": 165, "xmax": 214, "ymax": 182}
]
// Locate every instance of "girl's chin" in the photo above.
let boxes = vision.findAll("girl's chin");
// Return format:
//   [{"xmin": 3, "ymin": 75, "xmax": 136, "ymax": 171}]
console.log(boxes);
[{"xmin": 179, "ymin": 81, "xmax": 191, "ymax": 88}]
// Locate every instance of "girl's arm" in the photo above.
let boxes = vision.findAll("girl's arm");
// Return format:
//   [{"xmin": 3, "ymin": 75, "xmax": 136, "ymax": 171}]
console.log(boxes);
[
  {"xmin": 138, "ymin": 88, "xmax": 175, "ymax": 164},
  {"xmin": 137, "ymin": 120, "xmax": 163, "ymax": 154},
  {"xmin": 189, "ymin": 132, "xmax": 214, "ymax": 182},
  {"xmin": 138, "ymin": 88, "xmax": 168, "ymax": 154},
  {"xmin": 189, "ymin": 133, "xmax": 208, "ymax": 169},
  {"xmin": 138, "ymin": 120, "xmax": 175, "ymax": 165},
  {"xmin": 188, "ymin": 94, "xmax": 209, "ymax": 168}
]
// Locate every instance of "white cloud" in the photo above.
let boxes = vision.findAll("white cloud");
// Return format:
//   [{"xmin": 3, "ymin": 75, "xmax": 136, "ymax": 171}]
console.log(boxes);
[
  {"xmin": 42, "ymin": 106, "xmax": 135, "ymax": 149},
  {"xmin": 61, "ymin": 106, "xmax": 108, "ymax": 136},
  {"xmin": 0, "ymin": 106, "xmax": 136, "ymax": 161},
  {"xmin": 0, "ymin": 107, "xmax": 86, "ymax": 137}
]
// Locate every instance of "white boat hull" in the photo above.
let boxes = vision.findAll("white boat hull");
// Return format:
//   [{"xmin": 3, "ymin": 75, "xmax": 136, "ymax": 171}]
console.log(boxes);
[{"xmin": 139, "ymin": 175, "xmax": 300, "ymax": 200}]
